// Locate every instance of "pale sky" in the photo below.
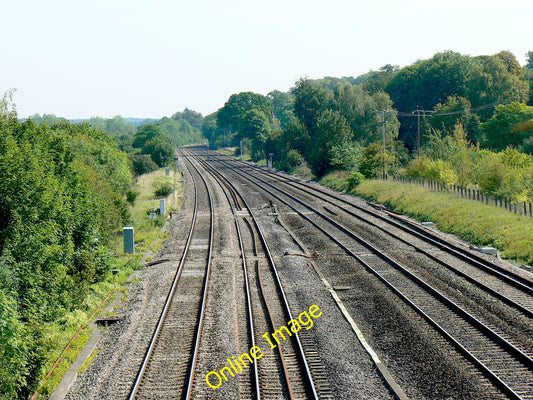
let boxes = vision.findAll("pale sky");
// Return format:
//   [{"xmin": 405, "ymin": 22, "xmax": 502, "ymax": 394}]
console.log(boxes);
[{"xmin": 2, "ymin": 0, "xmax": 532, "ymax": 119}]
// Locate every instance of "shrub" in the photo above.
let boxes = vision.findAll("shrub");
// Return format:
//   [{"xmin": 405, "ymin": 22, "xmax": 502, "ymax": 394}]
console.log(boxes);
[
  {"xmin": 130, "ymin": 154, "xmax": 158, "ymax": 175},
  {"xmin": 154, "ymin": 183, "xmax": 173, "ymax": 198},
  {"xmin": 347, "ymin": 171, "xmax": 365, "ymax": 191},
  {"xmin": 126, "ymin": 189, "xmax": 139, "ymax": 206},
  {"xmin": 278, "ymin": 149, "xmax": 305, "ymax": 172}
]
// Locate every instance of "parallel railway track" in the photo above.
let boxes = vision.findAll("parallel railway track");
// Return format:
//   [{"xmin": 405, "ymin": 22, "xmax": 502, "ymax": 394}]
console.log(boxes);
[
  {"xmin": 128, "ymin": 153, "xmax": 214, "ymax": 399},
  {"xmin": 186, "ymin": 149, "xmax": 332, "ymax": 399},
  {"xmin": 202, "ymin": 148, "xmax": 533, "ymax": 399},
  {"xmin": 129, "ymin": 148, "xmax": 332, "ymax": 399}
]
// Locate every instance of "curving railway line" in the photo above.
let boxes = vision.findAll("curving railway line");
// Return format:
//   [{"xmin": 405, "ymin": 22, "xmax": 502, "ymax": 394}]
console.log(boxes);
[
  {"xmin": 200, "ymin": 147, "xmax": 533, "ymax": 399},
  {"xmin": 126, "ymin": 149, "xmax": 334, "ymax": 399}
]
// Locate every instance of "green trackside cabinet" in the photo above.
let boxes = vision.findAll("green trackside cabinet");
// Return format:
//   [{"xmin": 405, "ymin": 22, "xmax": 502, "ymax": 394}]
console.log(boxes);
[{"xmin": 123, "ymin": 226, "xmax": 134, "ymax": 254}]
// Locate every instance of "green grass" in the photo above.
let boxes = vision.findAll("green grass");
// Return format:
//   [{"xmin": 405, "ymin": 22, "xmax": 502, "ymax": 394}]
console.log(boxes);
[
  {"xmin": 78, "ymin": 349, "xmax": 98, "ymax": 374},
  {"xmin": 319, "ymin": 170, "xmax": 352, "ymax": 191},
  {"xmin": 355, "ymin": 180, "xmax": 533, "ymax": 265},
  {"xmin": 34, "ymin": 167, "xmax": 183, "ymax": 398}
]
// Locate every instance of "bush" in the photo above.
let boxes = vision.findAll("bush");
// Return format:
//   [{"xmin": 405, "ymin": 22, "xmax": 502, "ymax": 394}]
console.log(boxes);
[
  {"xmin": 154, "ymin": 183, "xmax": 173, "ymax": 198},
  {"xmin": 347, "ymin": 171, "xmax": 365, "ymax": 191},
  {"xmin": 130, "ymin": 154, "xmax": 158, "ymax": 175},
  {"xmin": 126, "ymin": 189, "xmax": 139, "ymax": 206},
  {"xmin": 405, "ymin": 157, "xmax": 457, "ymax": 188},
  {"xmin": 278, "ymin": 149, "xmax": 305, "ymax": 172}
]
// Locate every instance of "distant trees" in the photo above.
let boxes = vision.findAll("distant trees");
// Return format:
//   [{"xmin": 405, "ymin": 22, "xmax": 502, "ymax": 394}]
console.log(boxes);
[
  {"xmin": 205, "ymin": 78, "xmax": 401, "ymax": 177},
  {"xmin": 132, "ymin": 124, "xmax": 174, "ymax": 169},
  {"xmin": 383, "ymin": 51, "xmax": 530, "ymax": 147},
  {"xmin": 481, "ymin": 102, "xmax": 533, "ymax": 152},
  {"xmin": 203, "ymin": 49, "xmax": 532, "ymax": 182}
]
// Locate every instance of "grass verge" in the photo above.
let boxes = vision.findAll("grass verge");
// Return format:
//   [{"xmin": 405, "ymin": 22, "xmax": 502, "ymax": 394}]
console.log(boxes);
[{"xmin": 355, "ymin": 180, "xmax": 533, "ymax": 265}]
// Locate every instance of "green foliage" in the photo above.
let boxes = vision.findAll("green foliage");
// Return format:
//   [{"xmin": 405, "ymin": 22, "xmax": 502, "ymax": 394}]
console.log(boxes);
[
  {"xmin": 29, "ymin": 113, "xmax": 65, "ymax": 126},
  {"xmin": 333, "ymin": 84, "xmax": 399, "ymax": 144},
  {"xmin": 172, "ymin": 108, "xmax": 204, "ymax": 131},
  {"xmin": 481, "ymin": 102, "xmax": 533, "ymax": 152},
  {"xmin": 154, "ymin": 183, "xmax": 173, "ymax": 198},
  {"xmin": 0, "ymin": 117, "xmax": 131, "ymax": 397},
  {"xmin": 422, "ymin": 124, "xmax": 470, "ymax": 162},
  {"xmin": 308, "ymin": 109, "xmax": 353, "ymax": 176},
  {"xmin": 276, "ymin": 149, "xmax": 305, "ymax": 172},
  {"xmin": 126, "ymin": 189, "xmax": 140, "ymax": 206},
  {"xmin": 0, "ymin": 290, "xmax": 28, "ymax": 398},
  {"xmin": 409, "ymin": 158, "xmax": 458, "ymax": 187},
  {"xmin": 292, "ymin": 78, "xmax": 333, "ymax": 132},
  {"xmin": 430, "ymin": 96, "xmax": 481, "ymax": 143},
  {"xmin": 133, "ymin": 124, "xmax": 174, "ymax": 167},
  {"xmin": 267, "ymin": 90, "xmax": 294, "ymax": 129},
  {"xmin": 359, "ymin": 141, "xmax": 401, "ymax": 178},
  {"xmin": 384, "ymin": 51, "xmax": 530, "ymax": 147},
  {"xmin": 406, "ymin": 128, "xmax": 533, "ymax": 201},
  {"xmin": 129, "ymin": 153, "xmax": 159, "ymax": 175},
  {"xmin": 217, "ymin": 92, "xmax": 273, "ymax": 139},
  {"xmin": 0, "ymin": 89, "xmax": 17, "ymax": 120},
  {"xmin": 151, "ymin": 117, "xmax": 204, "ymax": 147},
  {"xmin": 347, "ymin": 171, "xmax": 366, "ymax": 190}
]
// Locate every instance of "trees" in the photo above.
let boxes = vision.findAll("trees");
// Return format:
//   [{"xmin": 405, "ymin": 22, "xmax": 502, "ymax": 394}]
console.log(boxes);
[
  {"xmin": 172, "ymin": 108, "xmax": 204, "ymax": 131},
  {"xmin": 481, "ymin": 102, "xmax": 533, "ymax": 152},
  {"xmin": 292, "ymin": 78, "xmax": 332, "ymax": 133},
  {"xmin": 307, "ymin": 109, "xmax": 353, "ymax": 176},
  {"xmin": 267, "ymin": 90, "xmax": 294, "ymax": 129},
  {"xmin": 0, "ymin": 114, "xmax": 131, "ymax": 396},
  {"xmin": 384, "ymin": 51, "xmax": 530, "ymax": 147},
  {"xmin": 430, "ymin": 96, "xmax": 481, "ymax": 143},
  {"xmin": 216, "ymin": 92, "xmax": 273, "ymax": 139},
  {"xmin": 524, "ymin": 51, "xmax": 533, "ymax": 107},
  {"xmin": 132, "ymin": 124, "xmax": 174, "ymax": 168}
]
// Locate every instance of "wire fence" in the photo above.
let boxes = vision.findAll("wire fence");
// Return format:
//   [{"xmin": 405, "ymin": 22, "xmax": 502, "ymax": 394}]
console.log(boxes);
[{"xmin": 391, "ymin": 177, "xmax": 533, "ymax": 218}]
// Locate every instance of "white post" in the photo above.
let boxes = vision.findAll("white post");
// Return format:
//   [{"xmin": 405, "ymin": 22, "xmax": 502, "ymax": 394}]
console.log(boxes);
[{"xmin": 160, "ymin": 198, "xmax": 166, "ymax": 216}]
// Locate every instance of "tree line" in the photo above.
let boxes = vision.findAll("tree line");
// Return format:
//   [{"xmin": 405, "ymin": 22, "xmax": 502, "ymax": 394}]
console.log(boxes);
[
  {"xmin": 0, "ymin": 112, "xmax": 131, "ymax": 397},
  {"xmin": 30, "ymin": 108, "xmax": 206, "ymax": 176},
  {"xmin": 202, "ymin": 50, "xmax": 533, "ymax": 200}
]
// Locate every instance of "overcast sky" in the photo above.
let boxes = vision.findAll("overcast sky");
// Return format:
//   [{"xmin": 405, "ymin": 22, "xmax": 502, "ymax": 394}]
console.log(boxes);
[{"xmin": 2, "ymin": 0, "xmax": 532, "ymax": 119}]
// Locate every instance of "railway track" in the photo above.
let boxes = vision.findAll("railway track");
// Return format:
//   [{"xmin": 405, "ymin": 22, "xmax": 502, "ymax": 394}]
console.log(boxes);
[
  {"xmin": 220, "ymin": 152, "xmax": 533, "ymax": 314},
  {"xmin": 128, "ymin": 148, "xmax": 333, "ymax": 399},
  {"xmin": 128, "ymin": 153, "xmax": 214, "ymax": 399},
  {"xmin": 201, "ymin": 148, "xmax": 533, "ymax": 399},
  {"xmin": 185, "ymin": 149, "xmax": 333, "ymax": 399}
]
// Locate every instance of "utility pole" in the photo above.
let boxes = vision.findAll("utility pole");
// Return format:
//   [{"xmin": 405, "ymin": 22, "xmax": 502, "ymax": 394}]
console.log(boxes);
[
  {"xmin": 375, "ymin": 110, "xmax": 391, "ymax": 180},
  {"xmin": 411, "ymin": 107, "xmax": 422, "ymax": 158},
  {"xmin": 416, "ymin": 107, "xmax": 421, "ymax": 158},
  {"xmin": 411, "ymin": 107, "xmax": 434, "ymax": 157}
]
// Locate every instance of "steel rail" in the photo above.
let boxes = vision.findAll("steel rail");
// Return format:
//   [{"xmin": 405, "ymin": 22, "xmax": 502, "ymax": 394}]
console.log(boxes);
[
  {"xmin": 181, "ymin": 153, "xmax": 215, "ymax": 400},
  {"xmin": 185, "ymin": 149, "xmax": 260, "ymax": 399},
  {"xmin": 232, "ymin": 159, "xmax": 533, "ymax": 319}
]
